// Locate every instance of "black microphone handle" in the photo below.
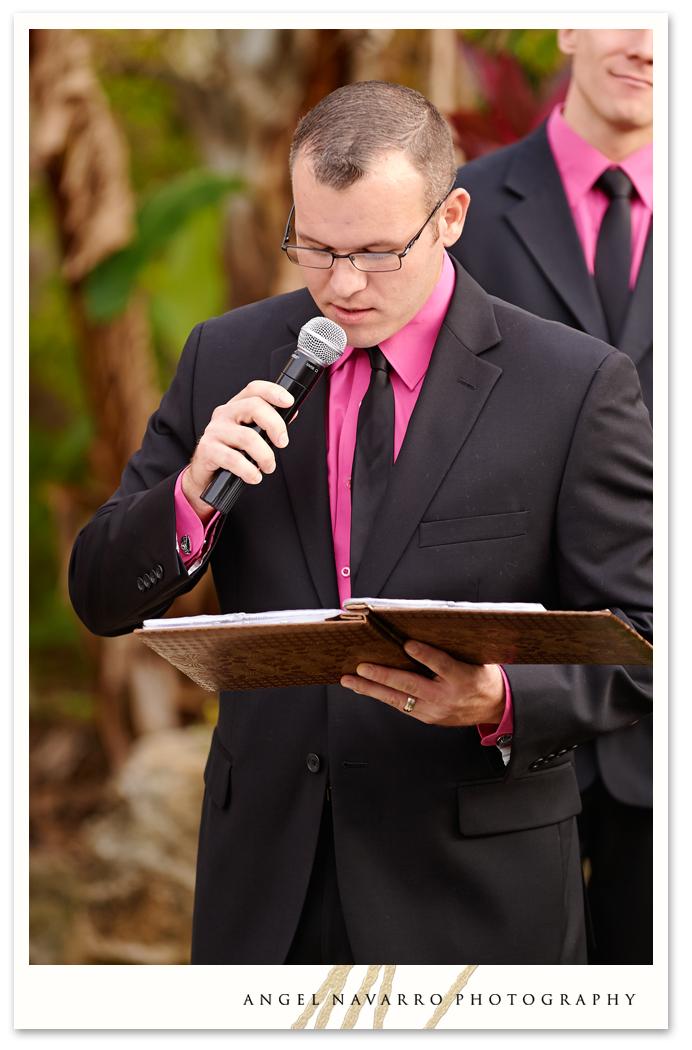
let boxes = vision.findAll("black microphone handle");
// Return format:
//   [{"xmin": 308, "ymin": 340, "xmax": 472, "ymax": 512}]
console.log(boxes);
[{"xmin": 200, "ymin": 351, "xmax": 325, "ymax": 514}]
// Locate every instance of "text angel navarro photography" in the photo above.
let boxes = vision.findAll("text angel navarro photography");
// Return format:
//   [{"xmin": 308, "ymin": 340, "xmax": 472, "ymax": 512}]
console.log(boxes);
[{"xmin": 242, "ymin": 991, "xmax": 639, "ymax": 1009}]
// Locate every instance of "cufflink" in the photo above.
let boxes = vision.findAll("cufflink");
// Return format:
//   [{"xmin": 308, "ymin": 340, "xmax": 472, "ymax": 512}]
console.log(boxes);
[
  {"xmin": 180, "ymin": 535, "xmax": 191, "ymax": 554},
  {"xmin": 497, "ymin": 734, "xmax": 513, "ymax": 746}
]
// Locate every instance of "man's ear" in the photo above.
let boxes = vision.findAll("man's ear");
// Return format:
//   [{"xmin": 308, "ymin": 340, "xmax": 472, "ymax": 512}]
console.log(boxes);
[
  {"xmin": 441, "ymin": 188, "xmax": 470, "ymax": 248},
  {"xmin": 558, "ymin": 29, "xmax": 578, "ymax": 57}
]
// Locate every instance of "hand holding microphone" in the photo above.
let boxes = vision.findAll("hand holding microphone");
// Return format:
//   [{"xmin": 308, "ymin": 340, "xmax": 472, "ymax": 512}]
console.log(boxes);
[{"xmin": 182, "ymin": 317, "xmax": 347, "ymax": 519}]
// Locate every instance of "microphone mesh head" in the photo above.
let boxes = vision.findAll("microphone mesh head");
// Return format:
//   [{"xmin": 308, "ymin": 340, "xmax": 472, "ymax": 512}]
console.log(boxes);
[{"xmin": 298, "ymin": 317, "xmax": 347, "ymax": 365}]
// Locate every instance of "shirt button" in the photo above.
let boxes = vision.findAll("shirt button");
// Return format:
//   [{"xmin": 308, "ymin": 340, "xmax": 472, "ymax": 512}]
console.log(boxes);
[
  {"xmin": 307, "ymin": 754, "xmax": 320, "ymax": 773},
  {"xmin": 341, "ymin": 566, "xmax": 350, "ymax": 577},
  {"xmin": 346, "ymin": 477, "xmax": 352, "ymax": 488}
]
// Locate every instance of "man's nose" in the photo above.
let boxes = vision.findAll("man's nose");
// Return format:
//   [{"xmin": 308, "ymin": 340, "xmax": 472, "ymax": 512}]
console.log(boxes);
[
  {"xmin": 627, "ymin": 28, "xmax": 653, "ymax": 63},
  {"xmin": 329, "ymin": 256, "xmax": 369, "ymax": 298}
]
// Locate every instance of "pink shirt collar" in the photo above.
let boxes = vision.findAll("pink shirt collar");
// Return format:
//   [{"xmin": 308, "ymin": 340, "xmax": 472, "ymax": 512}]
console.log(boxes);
[
  {"xmin": 546, "ymin": 104, "xmax": 653, "ymax": 212},
  {"xmin": 330, "ymin": 250, "xmax": 456, "ymax": 388}
]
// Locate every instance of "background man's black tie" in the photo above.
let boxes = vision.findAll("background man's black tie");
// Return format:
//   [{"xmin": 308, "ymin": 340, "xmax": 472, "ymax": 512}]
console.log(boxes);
[
  {"xmin": 594, "ymin": 167, "xmax": 634, "ymax": 345},
  {"xmin": 350, "ymin": 346, "xmax": 395, "ymax": 580}
]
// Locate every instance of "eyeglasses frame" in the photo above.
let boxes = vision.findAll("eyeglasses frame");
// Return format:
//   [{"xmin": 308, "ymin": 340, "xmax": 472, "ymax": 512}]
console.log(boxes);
[{"xmin": 281, "ymin": 178, "xmax": 457, "ymax": 272}]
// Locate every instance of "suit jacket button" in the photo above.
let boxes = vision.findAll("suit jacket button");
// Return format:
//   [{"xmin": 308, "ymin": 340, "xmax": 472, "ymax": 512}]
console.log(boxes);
[
  {"xmin": 155, "ymin": 564, "xmax": 164, "ymax": 579},
  {"xmin": 137, "ymin": 577, "xmax": 145, "ymax": 591},
  {"xmin": 307, "ymin": 754, "xmax": 320, "ymax": 773}
]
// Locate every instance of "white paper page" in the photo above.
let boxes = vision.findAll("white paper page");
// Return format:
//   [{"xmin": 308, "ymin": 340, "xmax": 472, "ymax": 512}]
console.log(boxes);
[
  {"xmin": 142, "ymin": 608, "xmax": 343, "ymax": 630},
  {"xmin": 347, "ymin": 597, "xmax": 547, "ymax": 612}
]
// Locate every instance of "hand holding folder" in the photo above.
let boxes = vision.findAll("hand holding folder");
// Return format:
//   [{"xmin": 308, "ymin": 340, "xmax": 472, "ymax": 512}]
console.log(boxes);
[{"xmin": 135, "ymin": 598, "xmax": 653, "ymax": 693}]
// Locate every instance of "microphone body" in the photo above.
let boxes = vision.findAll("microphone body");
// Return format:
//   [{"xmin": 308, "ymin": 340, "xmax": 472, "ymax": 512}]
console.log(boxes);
[{"xmin": 200, "ymin": 317, "xmax": 346, "ymax": 514}]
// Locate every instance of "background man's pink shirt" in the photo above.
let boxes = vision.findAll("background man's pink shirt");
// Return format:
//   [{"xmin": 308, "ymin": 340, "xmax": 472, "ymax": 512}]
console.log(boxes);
[{"xmin": 546, "ymin": 104, "xmax": 653, "ymax": 288}]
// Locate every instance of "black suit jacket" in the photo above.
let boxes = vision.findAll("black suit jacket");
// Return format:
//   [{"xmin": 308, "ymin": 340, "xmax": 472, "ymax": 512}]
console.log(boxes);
[
  {"xmin": 69, "ymin": 259, "xmax": 653, "ymax": 964},
  {"xmin": 449, "ymin": 125, "xmax": 653, "ymax": 806}
]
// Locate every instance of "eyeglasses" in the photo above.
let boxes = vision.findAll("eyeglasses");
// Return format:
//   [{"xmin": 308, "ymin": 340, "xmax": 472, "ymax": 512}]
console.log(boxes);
[{"xmin": 281, "ymin": 180, "xmax": 456, "ymax": 272}]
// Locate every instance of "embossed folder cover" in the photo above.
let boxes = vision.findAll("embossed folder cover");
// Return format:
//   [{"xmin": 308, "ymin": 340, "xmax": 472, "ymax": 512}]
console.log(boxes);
[{"xmin": 134, "ymin": 599, "xmax": 653, "ymax": 693}]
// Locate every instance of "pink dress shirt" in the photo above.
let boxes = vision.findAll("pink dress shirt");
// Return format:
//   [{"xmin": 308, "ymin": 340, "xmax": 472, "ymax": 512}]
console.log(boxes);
[
  {"xmin": 174, "ymin": 250, "xmax": 512, "ymax": 748},
  {"xmin": 546, "ymin": 105, "xmax": 653, "ymax": 288}
]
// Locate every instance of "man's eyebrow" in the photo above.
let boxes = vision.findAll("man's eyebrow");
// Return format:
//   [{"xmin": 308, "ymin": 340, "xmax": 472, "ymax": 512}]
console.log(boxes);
[{"xmin": 295, "ymin": 228, "xmax": 397, "ymax": 252}]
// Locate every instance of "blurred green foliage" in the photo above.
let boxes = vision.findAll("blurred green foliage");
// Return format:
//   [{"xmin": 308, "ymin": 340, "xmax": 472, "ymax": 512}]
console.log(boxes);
[
  {"xmin": 143, "ymin": 203, "xmax": 229, "ymax": 387},
  {"xmin": 90, "ymin": 30, "xmax": 200, "ymax": 194},
  {"xmin": 461, "ymin": 29, "xmax": 565, "ymax": 87},
  {"xmin": 29, "ymin": 184, "xmax": 94, "ymax": 669},
  {"xmin": 83, "ymin": 169, "xmax": 243, "ymax": 323}
]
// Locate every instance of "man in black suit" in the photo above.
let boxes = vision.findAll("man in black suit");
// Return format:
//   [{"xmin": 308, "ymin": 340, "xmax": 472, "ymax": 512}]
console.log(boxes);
[
  {"xmin": 449, "ymin": 29, "xmax": 654, "ymax": 963},
  {"xmin": 69, "ymin": 81, "xmax": 652, "ymax": 965}
]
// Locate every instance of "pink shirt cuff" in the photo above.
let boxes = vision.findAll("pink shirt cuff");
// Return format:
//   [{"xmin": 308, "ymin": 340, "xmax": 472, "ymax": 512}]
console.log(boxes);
[
  {"xmin": 478, "ymin": 666, "xmax": 514, "ymax": 746},
  {"xmin": 174, "ymin": 466, "xmax": 220, "ymax": 567}
]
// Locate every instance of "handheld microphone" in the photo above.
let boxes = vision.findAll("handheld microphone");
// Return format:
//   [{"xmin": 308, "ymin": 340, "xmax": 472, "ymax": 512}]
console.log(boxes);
[{"xmin": 200, "ymin": 316, "xmax": 348, "ymax": 514}]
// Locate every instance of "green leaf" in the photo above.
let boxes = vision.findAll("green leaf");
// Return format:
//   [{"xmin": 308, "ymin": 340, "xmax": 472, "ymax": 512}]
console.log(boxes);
[{"xmin": 83, "ymin": 169, "xmax": 244, "ymax": 321}]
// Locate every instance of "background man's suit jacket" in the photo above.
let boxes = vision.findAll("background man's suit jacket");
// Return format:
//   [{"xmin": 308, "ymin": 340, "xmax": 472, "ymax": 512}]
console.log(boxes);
[
  {"xmin": 450, "ymin": 125, "xmax": 653, "ymax": 807},
  {"xmin": 69, "ymin": 259, "xmax": 653, "ymax": 964}
]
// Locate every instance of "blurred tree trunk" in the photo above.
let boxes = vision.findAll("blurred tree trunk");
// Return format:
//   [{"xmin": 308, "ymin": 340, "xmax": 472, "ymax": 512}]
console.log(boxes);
[{"xmin": 29, "ymin": 28, "xmax": 212, "ymax": 768}]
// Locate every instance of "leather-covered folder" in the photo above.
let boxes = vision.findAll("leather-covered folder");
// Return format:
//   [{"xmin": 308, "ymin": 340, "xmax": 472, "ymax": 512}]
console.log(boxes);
[{"xmin": 134, "ymin": 601, "xmax": 653, "ymax": 693}]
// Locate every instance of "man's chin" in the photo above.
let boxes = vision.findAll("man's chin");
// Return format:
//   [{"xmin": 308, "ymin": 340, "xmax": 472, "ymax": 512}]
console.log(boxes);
[{"xmin": 324, "ymin": 307, "xmax": 391, "ymax": 347}]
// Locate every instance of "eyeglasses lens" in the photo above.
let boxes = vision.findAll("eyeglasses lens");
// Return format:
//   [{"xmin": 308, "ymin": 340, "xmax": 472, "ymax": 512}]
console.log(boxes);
[{"xmin": 285, "ymin": 246, "xmax": 401, "ymax": 272}]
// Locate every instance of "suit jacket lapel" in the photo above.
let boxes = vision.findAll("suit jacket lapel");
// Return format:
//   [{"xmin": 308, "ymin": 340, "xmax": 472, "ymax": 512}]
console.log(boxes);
[
  {"xmin": 271, "ymin": 294, "xmax": 340, "ymax": 609},
  {"xmin": 503, "ymin": 125, "xmax": 609, "ymax": 342},
  {"xmin": 619, "ymin": 221, "xmax": 653, "ymax": 365},
  {"xmin": 352, "ymin": 262, "xmax": 504, "ymax": 599}
]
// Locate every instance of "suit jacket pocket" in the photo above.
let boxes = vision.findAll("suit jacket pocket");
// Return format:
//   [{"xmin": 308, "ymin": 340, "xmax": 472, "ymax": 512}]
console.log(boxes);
[
  {"xmin": 419, "ymin": 511, "xmax": 529, "ymax": 547},
  {"xmin": 457, "ymin": 761, "xmax": 581, "ymax": 837},
  {"xmin": 204, "ymin": 727, "xmax": 232, "ymax": 809}
]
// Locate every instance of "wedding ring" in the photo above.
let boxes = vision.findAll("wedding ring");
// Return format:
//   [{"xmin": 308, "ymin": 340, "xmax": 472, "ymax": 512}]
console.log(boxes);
[{"xmin": 404, "ymin": 697, "xmax": 416, "ymax": 712}]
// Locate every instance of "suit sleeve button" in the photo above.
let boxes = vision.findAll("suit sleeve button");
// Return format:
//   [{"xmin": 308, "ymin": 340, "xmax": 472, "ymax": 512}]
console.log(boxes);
[
  {"xmin": 155, "ymin": 564, "xmax": 164, "ymax": 579},
  {"xmin": 545, "ymin": 753, "xmax": 556, "ymax": 761},
  {"xmin": 137, "ymin": 577, "xmax": 145, "ymax": 591},
  {"xmin": 143, "ymin": 575, "xmax": 151, "ymax": 588},
  {"xmin": 148, "ymin": 571, "xmax": 158, "ymax": 585},
  {"xmin": 307, "ymin": 754, "xmax": 320, "ymax": 773}
]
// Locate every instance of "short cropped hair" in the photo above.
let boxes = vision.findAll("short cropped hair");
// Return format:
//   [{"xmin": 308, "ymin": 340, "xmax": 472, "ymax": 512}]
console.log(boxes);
[{"xmin": 289, "ymin": 81, "xmax": 456, "ymax": 214}]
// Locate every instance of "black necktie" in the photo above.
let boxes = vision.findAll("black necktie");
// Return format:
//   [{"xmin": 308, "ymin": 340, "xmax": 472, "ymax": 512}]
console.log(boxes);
[
  {"xmin": 350, "ymin": 346, "xmax": 395, "ymax": 581},
  {"xmin": 594, "ymin": 167, "xmax": 634, "ymax": 345}
]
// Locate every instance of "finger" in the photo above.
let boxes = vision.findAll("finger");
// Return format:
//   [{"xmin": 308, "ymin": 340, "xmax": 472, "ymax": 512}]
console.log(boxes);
[
  {"xmin": 229, "ymin": 382, "xmax": 294, "ymax": 446},
  {"xmin": 216, "ymin": 395, "xmax": 292, "ymax": 450},
  {"xmin": 353, "ymin": 661, "xmax": 442, "ymax": 702},
  {"xmin": 197, "ymin": 426, "xmax": 274, "ymax": 478},
  {"xmin": 231, "ymin": 380, "xmax": 295, "ymax": 410},
  {"xmin": 403, "ymin": 639, "xmax": 466, "ymax": 680},
  {"xmin": 340, "ymin": 672, "xmax": 430, "ymax": 717}
]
